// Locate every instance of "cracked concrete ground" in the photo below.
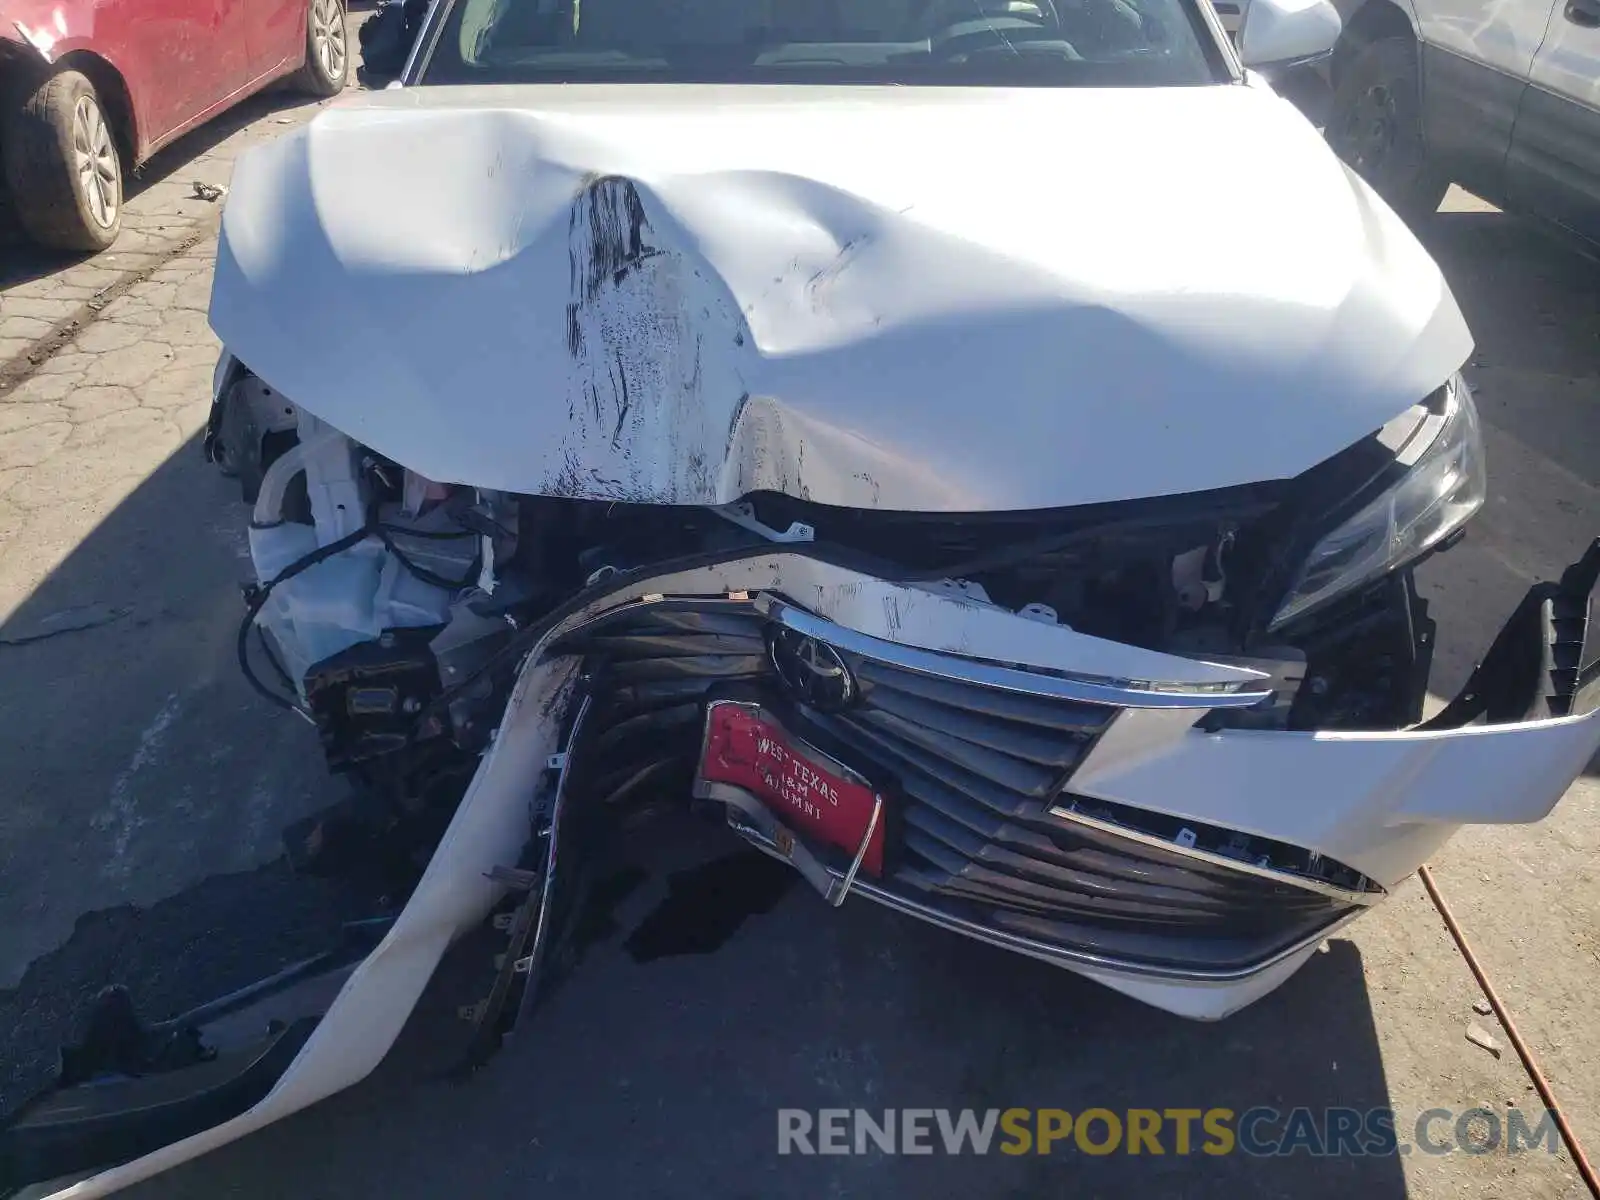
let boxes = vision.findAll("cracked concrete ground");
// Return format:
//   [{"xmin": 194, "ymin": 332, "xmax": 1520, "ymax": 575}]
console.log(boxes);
[
  {"xmin": 2, "ymin": 68, "xmax": 1599, "ymax": 1200},
  {"xmin": 0, "ymin": 48, "xmax": 369, "ymax": 1156},
  {"xmin": 0, "ymin": 246, "xmax": 223, "ymax": 615}
]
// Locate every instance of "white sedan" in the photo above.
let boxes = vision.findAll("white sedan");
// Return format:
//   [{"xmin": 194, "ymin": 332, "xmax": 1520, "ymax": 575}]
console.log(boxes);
[{"xmin": 8, "ymin": 0, "xmax": 1597, "ymax": 1193}]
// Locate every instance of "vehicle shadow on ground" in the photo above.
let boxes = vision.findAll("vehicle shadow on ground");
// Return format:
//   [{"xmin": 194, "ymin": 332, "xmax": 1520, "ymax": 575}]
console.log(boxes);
[
  {"xmin": 127, "ymin": 813, "xmax": 1409, "ymax": 1199},
  {"xmin": 1423, "ymin": 209, "xmax": 1600, "ymax": 389},
  {"xmin": 0, "ymin": 435, "xmax": 355, "ymax": 1123}
]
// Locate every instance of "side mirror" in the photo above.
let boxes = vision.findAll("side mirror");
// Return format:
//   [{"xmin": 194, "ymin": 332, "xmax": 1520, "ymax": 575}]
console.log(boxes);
[{"xmin": 1237, "ymin": 0, "xmax": 1342, "ymax": 69}]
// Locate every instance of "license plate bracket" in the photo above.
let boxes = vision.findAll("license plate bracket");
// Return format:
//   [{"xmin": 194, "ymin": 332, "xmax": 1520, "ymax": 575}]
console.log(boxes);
[{"xmin": 693, "ymin": 700, "xmax": 884, "ymax": 906}]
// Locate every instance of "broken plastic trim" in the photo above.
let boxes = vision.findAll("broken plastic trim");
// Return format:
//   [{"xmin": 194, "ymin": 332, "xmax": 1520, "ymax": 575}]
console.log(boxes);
[
  {"xmin": 0, "ymin": 921, "xmax": 390, "ymax": 1189},
  {"xmin": 514, "ymin": 693, "xmax": 592, "ymax": 1024},
  {"xmin": 1422, "ymin": 537, "xmax": 1600, "ymax": 728},
  {"xmin": 1043, "ymin": 799, "xmax": 1386, "ymax": 906},
  {"xmin": 0, "ymin": 1023, "xmax": 316, "ymax": 1190},
  {"xmin": 709, "ymin": 501, "xmax": 816, "ymax": 544}
]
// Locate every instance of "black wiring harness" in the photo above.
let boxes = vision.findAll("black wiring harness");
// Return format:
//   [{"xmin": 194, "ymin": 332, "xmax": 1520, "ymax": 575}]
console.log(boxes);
[{"xmin": 236, "ymin": 514, "xmax": 479, "ymax": 717}]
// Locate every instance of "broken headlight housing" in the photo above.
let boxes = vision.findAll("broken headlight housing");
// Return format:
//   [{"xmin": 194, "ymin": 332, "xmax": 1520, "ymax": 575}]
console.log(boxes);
[{"xmin": 1271, "ymin": 374, "xmax": 1486, "ymax": 630}]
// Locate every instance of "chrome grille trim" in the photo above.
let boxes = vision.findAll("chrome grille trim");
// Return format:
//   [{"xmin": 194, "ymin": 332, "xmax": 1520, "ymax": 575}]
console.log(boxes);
[
  {"xmin": 755, "ymin": 595, "xmax": 1275, "ymax": 709},
  {"xmin": 731, "ymin": 820, "xmax": 1362, "ymax": 984}
]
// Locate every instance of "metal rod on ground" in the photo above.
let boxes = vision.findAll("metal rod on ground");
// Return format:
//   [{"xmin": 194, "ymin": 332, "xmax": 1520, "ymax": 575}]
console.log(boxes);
[{"xmin": 1417, "ymin": 863, "xmax": 1600, "ymax": 1197}]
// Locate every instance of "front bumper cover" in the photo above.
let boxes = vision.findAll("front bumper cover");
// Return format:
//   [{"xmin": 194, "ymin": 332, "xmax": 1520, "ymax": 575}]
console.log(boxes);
[{"xmin": 9, "ymin": 540, "xmax": 1600, "ymax": 1198}]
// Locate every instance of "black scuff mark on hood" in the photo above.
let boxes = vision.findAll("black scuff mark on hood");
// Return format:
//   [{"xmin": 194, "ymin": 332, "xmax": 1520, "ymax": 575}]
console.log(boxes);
[
  {"xmin": 559, "ymin": 176, "xmax": 675, "ymax": 502},
  {"xmin": 685, "ymin": 333, "xmax": 704, "ymax": 398},
  {"xmin": 795, "ymin": 438, "xmax": 811, "ymax": 503},
  {"xmin": 806, "ymin": 236, "xmax": 867, "ymax": 315},
  {"xmin": 565, "ymin": 303, "xmax": 585, "ymax": 361},
  {"xmin": 567, "ymin": 174, "xmax": 658, "ymax": 313},
  {"xmin": 549, "ymin": 450, "xmax": 592, "ymax": 500},
  {"xmin": 727, "ymin": 393, "xmax": 754, "ymax": 498},
  {"xmin": 727, "ymin": 392, "xmax": 751, "ymax": 453},
  {"xmin": 552, "ymin": 175, "xmax": 763, "ymax": 505},
  {"xmin": 883, "ymin": 592, "xmax": 905, "ymax": 641},
  {"xmin": 685, "ymin": 449, "xmax": 711, "ymax": 497},
  {"xmin": 608, "ymin": 349, "xmax": 631, "ymax": 450},
  {"xmin": 548, "ymin": 448, "xmax": 629, "ymax": 501}
]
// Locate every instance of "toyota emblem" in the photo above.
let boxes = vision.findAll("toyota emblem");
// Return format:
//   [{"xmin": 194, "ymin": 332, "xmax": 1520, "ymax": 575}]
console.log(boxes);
[{"xmin": 768, "ymin": 627, "xmax": 857, "ymax": 712}]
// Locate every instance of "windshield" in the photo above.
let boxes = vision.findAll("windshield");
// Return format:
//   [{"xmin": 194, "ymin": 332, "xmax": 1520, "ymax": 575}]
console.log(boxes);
[{"xmin": 417, "ymin": 0, "xmax": 1227, "ymax": 87}]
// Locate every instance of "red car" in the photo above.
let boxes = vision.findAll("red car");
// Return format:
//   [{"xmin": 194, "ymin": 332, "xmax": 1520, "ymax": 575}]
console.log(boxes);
[{"xmin": 0, "ymin": 0, "xmax": 349, "ymax": 252}]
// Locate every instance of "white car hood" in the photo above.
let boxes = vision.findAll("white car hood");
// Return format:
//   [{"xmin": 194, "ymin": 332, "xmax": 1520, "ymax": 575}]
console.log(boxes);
[{"xmin": 210, "ymin": 82, "xmax": 1471, "ymax": 511}]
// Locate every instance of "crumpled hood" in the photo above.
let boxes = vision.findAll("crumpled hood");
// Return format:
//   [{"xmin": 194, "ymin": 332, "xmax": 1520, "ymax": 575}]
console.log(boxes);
[{"xmin": 210, "ymin": 82, "xmax": 1471, "ymax": 511}]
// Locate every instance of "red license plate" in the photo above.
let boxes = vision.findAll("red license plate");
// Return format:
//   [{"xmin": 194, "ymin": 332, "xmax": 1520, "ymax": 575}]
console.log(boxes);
[{"xmin": 699, "ymin": 702, "xmax": 884, "ymax": 876}]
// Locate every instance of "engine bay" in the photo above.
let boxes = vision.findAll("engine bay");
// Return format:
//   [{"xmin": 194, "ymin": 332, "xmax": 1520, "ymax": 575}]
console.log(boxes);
[
  {"xmin": 207, "ymin": 363, "xmax": 1440, "ymax": 799},
  {"xmin": 183, "ymin": 356, "xmax": 1457, "ymax": 952}
]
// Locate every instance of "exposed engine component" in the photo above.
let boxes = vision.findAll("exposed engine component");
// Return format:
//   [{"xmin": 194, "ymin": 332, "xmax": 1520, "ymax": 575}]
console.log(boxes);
[
  {"xmin": 303, "ymin": 627, "xmax": 444, "ymax": 771},
  {"xmin": 205, "ymin": 364, "xmax": 1451, "ymax": 791}
]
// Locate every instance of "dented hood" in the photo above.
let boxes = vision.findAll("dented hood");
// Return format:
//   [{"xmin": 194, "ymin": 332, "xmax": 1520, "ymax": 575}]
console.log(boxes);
[{"xmin": 210, "ymin": 83, "xmax": 1471, "ymax": 511}]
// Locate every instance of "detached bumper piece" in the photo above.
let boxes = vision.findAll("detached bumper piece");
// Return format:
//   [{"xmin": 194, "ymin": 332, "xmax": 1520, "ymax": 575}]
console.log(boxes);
[
  {"xmin": 0, "ymin": 923, "xmax": 387, "ymax": 1192},
  {"xmin": 1426, "ymin": 537, "xmax": 1600, "ymax": 728},
  {"xmin": 2, "ymin": 1022, "xmax": 314, "ymax": 1192},
  {"xmin": 553, "ymin": 598, "xmax": 1366, "ymax": 983}
]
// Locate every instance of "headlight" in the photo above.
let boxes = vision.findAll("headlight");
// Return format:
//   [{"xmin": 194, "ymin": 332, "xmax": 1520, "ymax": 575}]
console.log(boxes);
[{"xmin": 1270, "ymin": 374, "xmax": 1486, "ymax": 630}]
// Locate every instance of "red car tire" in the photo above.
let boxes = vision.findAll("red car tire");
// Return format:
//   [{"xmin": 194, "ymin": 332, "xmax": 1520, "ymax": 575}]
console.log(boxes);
[
  {"xmin": 293, "ymin": 0, "xmax": 351, "ymax": 96},
  {"xmin": 2, "ymin": 68, "xmax": 124, "ymax": 252}
]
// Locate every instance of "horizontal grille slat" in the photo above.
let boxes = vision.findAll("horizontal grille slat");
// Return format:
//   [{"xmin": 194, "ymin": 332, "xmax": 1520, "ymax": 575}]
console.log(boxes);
[
  {"xmin": 557, "ymin": 603, "xmax": 766, "ymax": 642},
  {"xmin": 575, "ymin": 632, "xmax": 767, "ymax": 660},
  {"xmin": 588, "ymin": 702, "xmax": 704, "ymax": 757},
  {"xmin": 802, "ymin": 709, "xmax": 1051, "ymax": 821},
  {"xmin": 599, "ymin": 678, "xmax": 738, "ymax": 716},
  {"xmin": 982, "ymin": 908, "xmax": 1315, "ymax": 972},
  {"xmin": 860, "ymin": 684, "xmax": 1093, "ymax": 769},
  {"xmin": 601, "ymin": 654, "xmax": 769, "ymax": 683},
  {"xmin": 848, "ymin": 707, "xmax": 1064, "ymax": 797},
  {"xmin": 893, "ymin": 857, "xmax": 1216, "ymax": 924},
  {"xmin": 856, "ymin": 660, "xmax": 1111, "ymax": 734},
  {"xmin": 561, "ymin": 607, "xmax": 767, "ymax": 807},
  {"xmin": 900, "ymin": 828, "xmax": 1241, "ymax": 923},
  {"xmin": 903, "ymin": 805, "xmax": 1251, "ymax": 915},
  {"xmin": 896, "ymin": 772, "xmax": 1328, "ymax": 903},
  {"xmin": 588, "ymin": 758, "xmax": 685, "ymax": 808}
]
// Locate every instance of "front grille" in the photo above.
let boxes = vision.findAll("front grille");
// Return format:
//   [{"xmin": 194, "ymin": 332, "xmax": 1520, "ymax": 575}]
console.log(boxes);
[
  {"xmin": 554, "ymin": 600, "xmax": 769, "ymax": 809},
  {"xmin": 552, "ymin": 597, "xmax": 1357, "ymax": 973}
]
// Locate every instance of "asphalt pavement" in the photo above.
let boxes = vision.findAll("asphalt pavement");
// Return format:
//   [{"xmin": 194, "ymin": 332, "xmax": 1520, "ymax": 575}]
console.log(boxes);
[{"xmin": 1, "ymin": 53, "xmax": 1598, "ymax": 1200}]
